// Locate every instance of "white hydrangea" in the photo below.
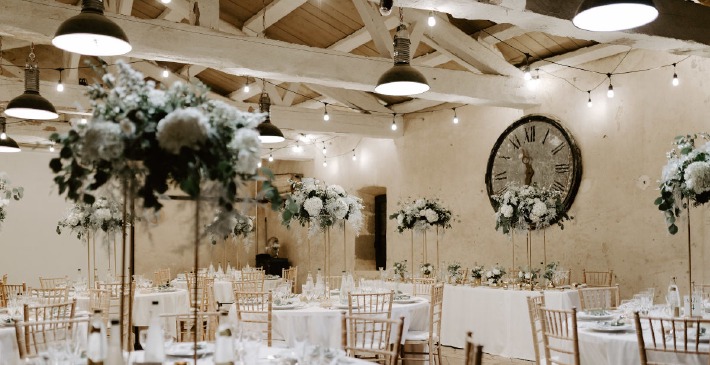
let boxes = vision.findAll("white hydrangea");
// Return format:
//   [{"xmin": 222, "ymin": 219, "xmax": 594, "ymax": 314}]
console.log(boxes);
[
  {"xmin": 156, "ymin": 107, "xmax": 211, "ymax": 154},
  {"xmin": 231, "ymin": 128, "xmax": 261, "ymax": 174},
  {"xmin": 327, "ymin": 198, "xmax": 349, "ymax": 220},
  {"xmin": 531, "ymin": 200, "xmax": 548, "ymax": 218},
  {"xmin": 500, "ymin": 204, "xmax": 513, "ymax": 218},
  {"xmin": 425, "ymin": 209, "xmax": 438, "ymax": 223},
  {"xmin": 684, "ymin": 161, "xmax": 710, "ymax": 194},
  {"xmin": 303, "ymin": 197, "xmax": 323, "ymax": 217}
]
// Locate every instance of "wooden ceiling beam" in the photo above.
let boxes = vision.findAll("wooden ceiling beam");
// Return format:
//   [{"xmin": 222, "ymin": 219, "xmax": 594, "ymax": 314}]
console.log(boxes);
[
  {"xmin": 305, "ymin": 84, "xmax": 392, "ymax": 114},
  {"xmin": 242, "ymin": 0, "xmax": 308, "ymax": 36},
  {"xmin": 281, "ymin": 83, "xmax": 301, "ymax": 106},
  {"xmin": 475, "ymin": 23, "xmax": 527, "ymax": 47},
  {"xmin": 351, "ymin": 0, "xmax": 394, "ymax": 58},
  {"xmin": 390, "ymin": 99, "xmax": 445, "ymax": 114},
  {"xmin": 412, "ymin": 51, "xmax": 450, "ymax": 67},
  {"xmin": 529, "ymin": 44, "xmax": 630, "ymax": 73},
  {"xmin": 63, "ymin": 52, "xmax": 81, "ymax": 84},
  {"xmin": 328, "ymin": 16, "xmax": 400, "ymax": 52}
]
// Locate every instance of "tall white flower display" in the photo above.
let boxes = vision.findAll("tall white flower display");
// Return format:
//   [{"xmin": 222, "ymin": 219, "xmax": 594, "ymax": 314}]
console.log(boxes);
[{"xmin": 0, "ymin": 174, "xmax": 24, "ymax": 230}]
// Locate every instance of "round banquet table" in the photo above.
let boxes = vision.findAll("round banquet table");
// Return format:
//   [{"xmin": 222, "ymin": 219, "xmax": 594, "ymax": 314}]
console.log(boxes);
[
  {"xmin": 172, "ymin": 277, "xmax": 284, "ymax": 304},
  {"xmin": 0, "ymin": 316, "xmax": 89, "ymax": 365},
  {"xmin": 132, "ymin": 288, "xmax": 190, "ymax": 337},
  {"xmin": 228, "ymin": 297, "xmax": 430, "ymax": 348}
]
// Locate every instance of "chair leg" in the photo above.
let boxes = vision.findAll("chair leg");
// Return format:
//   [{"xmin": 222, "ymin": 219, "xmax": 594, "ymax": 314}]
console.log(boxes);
[{"xmin": 436, "ymin": 344, "xmax": 442, "ymax": 365}]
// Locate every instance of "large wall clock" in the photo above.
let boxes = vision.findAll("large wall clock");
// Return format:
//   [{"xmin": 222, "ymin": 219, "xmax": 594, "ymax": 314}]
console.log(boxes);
[{"xmin": 484, "ymin": 114, "xmax": 582, "ymax": 213}]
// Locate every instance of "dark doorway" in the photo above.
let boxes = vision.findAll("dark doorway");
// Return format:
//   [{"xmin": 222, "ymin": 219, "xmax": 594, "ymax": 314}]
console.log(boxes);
[{"xmin": 374, "ymin": 194, "xmax": 387, "ymax": 269}]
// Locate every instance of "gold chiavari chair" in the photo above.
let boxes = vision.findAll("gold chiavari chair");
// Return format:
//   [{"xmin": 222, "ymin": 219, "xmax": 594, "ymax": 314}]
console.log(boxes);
[
  {"xmin": 161, "ymin": 311, "xmax": 221, "ymax": 342},
  {"xmin": 241, "ymin": 269, "xmax": 265, "ymax": 282},
  {"xmin": 539, "ymin": 307, "xmax": 580, "ymax": 365},
  {"xmin": 2, "ymin": 274, "xmax": 6, "ymax": 284},
  {"xmin": 97, "ymin": 282, "xmax": 133, "ymax": 349},
  {"xmin": 14, "ymin": 318, "xmax": 89, "ymax": 360},
  {"xmin": 88, "ymin": 289, "xmax": 110, "ymax": 325},
  {"xmin": 526, "ymin": 295, "xmax": 546, "ymax": 365},
  {"xmin": 27, "ymin": 287, "xmax": 69, "ymax": 306},
  {"xmin": 464, "ymin": 331, "xmax": 484, "ymax": 365},
  {"xmin": 693, "ymin": 284, "xmax": 710, "ymax": 302},
  {"xmin": 186, "ymin": 276, "xmax": 214, "ymax": 312},
  {"xmin": 554, "ymin": 270, "xmax": 572, "ymax": 286},
  {"xmin": 0, "ymin": 282, "xmax": 26, "ymax": 307},
  {"xmin": 282, "ymin": 266, "xmax": 298, "ymax": 293},
  {"xmin": 412, "ymin": 278, "xmax": 436, "ymax": 297},
  {"xmin": 232, "ymin": 279, "xmax": 264, "ymax": 293},
  {"xmin": 348, "ymin": 291, "xmax": 394, "ymax": 317},
  {"xmin": 634, "ymin": 311, "xmax": 710, "ymax": 364},
  {"xmin": 582, "ymin": 269, "xmax": 613, "ymax": 287},
  {"xmin": 153, "ymin": 268, "xmax": 171, "ymax": 286},
  {"xmin": 578, "ymin": 286, "xmax": 620, "ymax": 311},
  {"xmin": 233, "ymin": 291, "xmax": 273, "ymax": 346},
  {"xmin": 401, "ymin": 283, "xmax": 444, "ymax": 364},
  {"xmin": 341, "ymin": 313, "xmax": 404, "ymax": 365},
  {"xmin": 24, "ymin": 300, "xmax": 76, "ymax": 323},
  {"xmin": 38, "ymin": 276, "xmax": 69, "ymax": 289}
]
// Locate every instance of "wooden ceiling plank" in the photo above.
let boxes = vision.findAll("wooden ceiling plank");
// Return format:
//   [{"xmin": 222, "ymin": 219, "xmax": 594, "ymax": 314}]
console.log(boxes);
[
  {"xmin": 421, "ymin": 36, "xmax": 481, "ymax": 74},
  {"xmin": 178, "ymin": 64, "xmax": 208, "ymax": 80},
  {"xmin": 351, "ymin": 0, "xmax": 394, "ymax": 58},
  {"xmin": 117, "ymin": 0, "xmax": 134, "ymax": 16},
  {"xmin": 529, "ymin": 44, "xmax": 630, "ymax": 73},
  {"xmin": 306, "ymin": 84, "xmax": 391, "ymax": 114},
  {"xmin": 476, "ymin": 23, "xmax": 526, "ymax": 46},
  {"xmin": 412, "ymin": 51, "xmax": 450, "ymax": 67},
  {"xmin": 264, "ymin": 82, "xmax": 286, "ymax": 105},
  {"xmin": 408, "ymin": 20, "xmax": 426, "ymax": 56},
  {"xmin": 242, "ymin": 0, "xmax": 308, "ymax": 36},
  {"xmin": 390, "ymin": 99, "xmax": 444, "ymax": 114},
  {"xmin": 193, "ymin": 0, "xmax": 220, "ymax": 29},
  {"xmin": 328, "ymin": 16, "xmax": 399, "ymax": 52},
  {"xmin": 281, "ymin": 82, "xmax": 302, "ymax": 106}
]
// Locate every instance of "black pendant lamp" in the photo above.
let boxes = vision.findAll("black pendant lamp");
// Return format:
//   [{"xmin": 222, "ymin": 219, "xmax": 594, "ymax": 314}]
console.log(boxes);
[
  {"xmin": 53, "ymin": 0, "xmax": 132, "ymax": 56},
  {"xmin": 4, "ymin": 44, "xmax": 59, "ymax": 121},
  {"xmin": 0, "ymin": 117, "xmax": 21, "ymax": 153},
  {"xmin": 375, "ymin": 9, "xmax": 429, "ymax": 96},
  {"xmin": 256, "ymin": 92, "xmax": 285, "ymax": 144},
  {"xmin": 573, "ymin": 0, "xmax": 658, "ymax": 32}
]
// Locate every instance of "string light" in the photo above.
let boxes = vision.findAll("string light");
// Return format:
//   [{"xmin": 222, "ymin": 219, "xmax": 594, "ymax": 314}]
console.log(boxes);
[
  {"xmin": 428, "ymin": 11, "xmax": 436, "ymax": 27},
  {"xmin": 352, "ymin": 149, "xmax": 357, "ymax": 161},
  {"xmin": 452, "ymin": 108, "xmax": 459, "ymax": 124},
  {"xmin": 391, "ymin": 114, "xmax": 398, "ymax": 131},
  {"xmin": 49, "ymin": 144, "xmax": 55, "ymax": 152},
  {"xmin": 323, "ymin": 159, "xmax": 328, "ymax": 167},
  {"xmin": 322, "ymin": 145, "xmax": 327, "ymax": 155},
  {"xmin": 162, "ymin": 67, "xmax": 169, "ymax": 78},
  {"xmin": 528, "ymin": 69, "xmax": 540, "ymax": 90},
  {"xmin": 80, "ymin": 118, "xmax": 88, "ymax": 125},
  {"xmin": 268, "ymin": 149, "xmax": 274, "ymax": 162},
  {"xmin": 244, "ymin": 84, "xmax": 250, "ymax": 93},
  {"xmin": 323, "ymin": 103, "xmax": 330, "ymax": 122},
  {"xmin": 160, "ymin": 0, "xmax": 171, "ymax": 3},
  {"xmin": 672, "ymin": 63, "xmax": 679, "ymax": 87},
  {"xmin": 0, "ymin": 131, "xmax": 5, "ymax": 139},
  {"xmin": 606, "ymin": 73, "xmax": 614, "ymax": 98},
  {"xmin": 522, "ymin": 54, "xmax": 532, "ymax": 81},
  {"xmin": 56, "ymin": 68, "xmax": 64, "ymax": 92},
  {"xmin": 292, "ymin": 143, "xmax": 302, "ymax": 153},
  {"xmin": 257, "ymin": 161, "xmax": 262, "ymax": 168},
  {"xmin": 587, "ymin": 91, "xmax": 593, "ymax": 108}
]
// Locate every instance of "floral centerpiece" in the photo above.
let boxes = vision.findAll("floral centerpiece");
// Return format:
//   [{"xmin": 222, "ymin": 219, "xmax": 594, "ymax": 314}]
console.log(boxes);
[
  {"xmin": 492, "ymin": 183, "xmax": 571, "ymax": 234},
  {"xmin": 393, "ymin": 260, "xmax": 408, "ymax": 280},
  {"xmin": 485, "ymin": 265, "xmax": 506, "ymax": 285},
  {"xmin": 518, "ymin": 266, "xmax": 540, "ymax": 287},
  {"xmin": 543, "ymin": 262, "xmax": 558, "ymax": 283},
  {"xmin": 389, "ymin": 198, "xmax": 453, "ymax": 233},
  {"xmin": 447, "ymin": 262, "xmax": 463, "ymax": 284},
  {"xmin": 48, "ymin": 61, "xmax": 280, "ymax": 239},
  {"xmin": 0, "ymin": 174, "xmax": 24, "ymax": 229},
  {"xmin": 281, "ymin": 178, "xmax": 363, "ymax": 236},
  {"xmin": 420, "ymin": 263, "xmax": 434, "ymax": 277},
  {"xmin": 57, "ymin": 197, "xmax": 122, "ymax": 239},
  {"xmin": 655, "ymin": 134, "xmax": 710, "ymax": 234},
  {"xmin": 470, "ymin": 265, "xmax": 484, "ymax": 279}
]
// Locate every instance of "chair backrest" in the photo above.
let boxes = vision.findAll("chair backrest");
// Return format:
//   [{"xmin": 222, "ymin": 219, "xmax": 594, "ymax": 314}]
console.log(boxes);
[
  {"xmin": 634, "ymin": 312, "xmax": 710, "ymax": 364},
  {"xmin": 38, "ymin": 276, "xmax": 69, "ymax": 289},
  {"xmin": 187, "ymin": 276, "xmax": 214, "ymax": 312},
  {"xmin": 412, "ymin": 278, "xmax": 436, "ymax": 297},
  {"xmin": 341, "ymin": 313, "xmax": 404, "ymax": 365},
  {"xmin": 233, "ymin": 291, "xmax": 272, "ymax": 346},
  {"xmin": 582, "ymin": 269, "xmax": 613, "ymax": 287},
  {"xmin": 526, "ymin": 294, "xmax": 546, "ymax": 365},
  {"xmin": 153, "ymin": 268, "xmax": 171, "ymax": 286},
  {"xmin": 348, "ymin": 291, "xmax": 394, "ymax": 317},
  {"xmin": 554, "ymin": 270, "xmax": 572, "ymax": 286},
  {"xmin": 429, "ymin": 283, "xmax": 445, "ymax": 342},
  {"xmin": 27, "ymin": 287, "xmax": 69, "ymax": 306},
  {"xmin": 14, "ymin": 318, "xmax": 89, "ymax": 359},
  {"xmin": 464, "ymin": 331, "xmax": 484, "ymax": 365},
  {"xmin": 89, "ymin": 289, "xmax": 110, "ymax": 324},
  {"xmin": 578, "ymin": 286, "xmax": 619, "ymax": 310},
  {"xmin": 539, "ymin": 306, "xmax": 580, "ymax": 365},
  {"xmin": 24, "ymin": 300, "xmax": 76, "ymax": 323},
  {"xmin": 324, "ymin": 276, "xmax": 342, "ymax": 292},
  {"xmin": 693, "ymin": 284, "xmax": 710, "ymax": 303},
  {"xmin": 282, "ymin": 266, "xmax": 298, "ymax": 293},
  {"xmin": 2, "ymin": 274, "xmax": 6, "ymax": 284},
  {"xmin": 233, "ymin": 278, "xmax": 264, "ymax": 293},
  {"xmin": 96, "ymin": 282, "xmax": 133, "ymax": 349},
  {"xmin": 0, "ymin": 282, "xmax": 26, "ymax": 307},
  {"xmin": 241, "ymin": 269, "xmax": 265, "ymax": 282},
  {"xmin": 96, "ymin": 282, "xmax": 124, "ymax": 297},
  {"xmin": 161, "ymin": 311, "xmax": 221, "ymax": 342}
]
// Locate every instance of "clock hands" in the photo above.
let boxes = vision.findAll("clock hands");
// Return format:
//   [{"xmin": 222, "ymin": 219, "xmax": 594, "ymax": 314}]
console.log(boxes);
[{"xmin": 520, "ymin": 148, "xmax": 534, "ymax": 186}]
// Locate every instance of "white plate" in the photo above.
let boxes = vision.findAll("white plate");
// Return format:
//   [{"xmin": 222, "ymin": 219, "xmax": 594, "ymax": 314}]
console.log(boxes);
[
  {"xmin": 165, "ymin": 342, "xmax": 214, "ymax": 357},
  {"xmin": 394, "ymin": 298, "xmax": 419, "ymax": 304},
  {"xmin": 577, "ymin": 311, "xmax": 616, "ymax": 321},
  {"xmin": 334, "ymin": 304, "xmax": 360, "ymax": 310},
  {"xmin": 589, "ymin": 323, "xmax": 633, "ymax": 333},
  {"xmin": 273, "ymin": 303, "xmax": 299, "ymax": 310}
]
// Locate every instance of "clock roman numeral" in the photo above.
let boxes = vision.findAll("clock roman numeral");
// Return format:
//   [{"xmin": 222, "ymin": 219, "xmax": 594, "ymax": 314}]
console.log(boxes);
[
  {"xmin": 555, "ymin": 163, "xmax": 571, "ymax": 173},
  {"xmin": 497, "ymin": 155, "xmax": 511, "ymax": 160},
  {"xmin": 525, "ymin": 126, "xmax": 536, "ymax": 143},
  {"xmin": 494, "ymin": 171, "xmax": 507, "ymax": 181},
  {"xmin": 542, "ymin": 129, "xmax": 550, "ymax": 145},
  {"xmin": 552, "ymin": 181, "xmax": 565, "ymax": 192},
  {"xmin": 551, "ymin": 142, "xmax": 566, "ymax": 155},
  {"xmin": 509, "ymin": 135, "xmax": 521, "ymax": 149}
]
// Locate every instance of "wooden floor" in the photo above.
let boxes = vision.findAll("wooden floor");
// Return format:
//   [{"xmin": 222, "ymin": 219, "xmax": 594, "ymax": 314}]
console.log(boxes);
[{"xmin": 440, "ymin": 346, "xmax": 531, "ymax": 365}]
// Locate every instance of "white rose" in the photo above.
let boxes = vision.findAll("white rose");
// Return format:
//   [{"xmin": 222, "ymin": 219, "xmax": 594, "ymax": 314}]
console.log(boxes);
[
  {"xmin": 532, "ymin": 201, "xmax": 548, "ymax": 217},
  {"xmin": 525, "ymin": 273, "xmax": 532, "ymax": 279},
  {"xmin": 518, "ymin": 271, "xmax": 523, "ymax": 278},
  {"xmin": 685, "ymin": 161, "xmax": 710, "ymax": 194},
  {"xmin": 493, "ymin": 269, "xmax": 501, "ymax": 275},
  {"xmin": 486, "ymin": 271, "xmax": 493, "ymax": 278},
  {"xmin": 500, "ymin": 204, "xmax": 513, "ymax": 218},
  {"xmin": 303, "ymin": 197, "xmax": 323, "ymax": 217},
  {"xmin": 425, "ymin": 209, "xmax": 438, "ymax": 223},
  {"xmin": 397, "ymin": 214, "xmax": 404, "ymax": 226}
]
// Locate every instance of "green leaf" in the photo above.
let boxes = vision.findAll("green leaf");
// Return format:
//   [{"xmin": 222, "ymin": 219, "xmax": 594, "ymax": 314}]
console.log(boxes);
[
  {"xmin": 653, "ymin": 197, "xmax": 663, "ymax": 205},
  {"xmin": 60, "ymin": 146, "xmax": 73, "ymax": 159},
  {"xmin": 669, "ymin": 224, "xmax": 679, "ymax": 235},
  {"xmin": 49, "ymin": 158, "xmax": 63, "ymax": 173},
  {"xmin": 83, "ymin": 194, "xmax": 95, "ymax": 205}
]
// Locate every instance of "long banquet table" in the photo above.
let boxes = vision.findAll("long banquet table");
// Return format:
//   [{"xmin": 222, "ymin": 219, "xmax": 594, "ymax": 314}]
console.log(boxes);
[{"xmin": 440, "ymin": 284, "xmax": 580, "ymax": 361}]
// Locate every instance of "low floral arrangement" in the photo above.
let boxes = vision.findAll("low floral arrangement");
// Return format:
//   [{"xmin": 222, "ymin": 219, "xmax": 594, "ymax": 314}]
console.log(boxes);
[
  {"xmin": 57, "ymin": 197, "xmax": 122, "ymax": 239},
  {"xmin": 393, "ymin": 260, "xmax": 408, "ymax": 280},
  {"xmin": 470, "ymin": 265, "xmax": 485, "ymax": 279},
  {"xmin": 281, "ymin": 178, "xmax": 363, "ymax": 236},
  {"xmin": 389, "ymin": 198, "xmax": 453, "ymax": 233},
  {"xmin": 485, "ymin": 265, "xmax": 506, "ymax": 285},
  {"xmin": 543, "ymin": 262, "xmax": 558, "ymax": 282},
  {"xmin": 492, "ymin": 183, "xmax": 571, "ymax": 234},
  {"xmin": 447, "ymin": 262, "xmax": 462, "ymax": 278},
  {"xmin": 420, "ymin": 263, "xmax": 434, "ymax": 277},
  {"xmin": 49, "ymin": 61, "xmax": 280, "ymax": 239},
  {"xmin": 518, "ymin": 266, "xmax": 540, "ymax": 284},
  {"xmin": 0, "ymin": 174, "xmax": 24, "ymax": 229},
  {"xmin": 655, "ymin": 134, "xmax": 710, "ymax": 234}
]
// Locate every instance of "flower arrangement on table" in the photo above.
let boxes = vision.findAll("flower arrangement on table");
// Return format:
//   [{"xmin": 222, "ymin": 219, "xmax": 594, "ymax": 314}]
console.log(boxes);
[
  {"xmin": 420, "ymin": 263, "xmax": 434, "ymax": 277},
  {"xmin": 393, "ymin": 260, "xmax": 408, "ymax": 280},
  {"xmin": 655, "ymin": 134, "xmax": 710, "ymax": 234},
  {"xmin": 470, "ymin": 265, "xmax": 485, "ymax": 285},
  {"xmin": 389, "ymin": 197, "xmax": 454, "ymax": 233},
  {"xmin": 485, "ymin": 265, "xmax": 506, "ymax": 286},
  {"xmin": 518, "ymin": 266, "xmax": 540, "ymax": 286},
  {"xmin": 0, "ymin": 174, "xmax": 24, "ymax": 230},
  {"xmin": 48, "ymin": 61, "xmax": 280, "ymax": 239},
  {"xmin": 447, "ymin": 262, "xmax": 463, "ymax": 284},
  {"xmin": 57, "ymin": 197, "xmax": 122, "ymax": 239},
  {"xmin": 543, "ymin": 262, "xmax": 558, "ymax": 283},
  {"xmin": 281, "ymin": 178, "xmax": 363, "ymax": 236},
  {"xmin": 492, "ymin": 183, "xmax": 571, "ymax": 234}
]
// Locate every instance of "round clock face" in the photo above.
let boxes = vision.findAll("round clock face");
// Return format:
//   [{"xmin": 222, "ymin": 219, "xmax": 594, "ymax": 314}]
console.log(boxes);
[{"xmin": 485, "ymin": 114, "xmax": 582, "ymax": 213}]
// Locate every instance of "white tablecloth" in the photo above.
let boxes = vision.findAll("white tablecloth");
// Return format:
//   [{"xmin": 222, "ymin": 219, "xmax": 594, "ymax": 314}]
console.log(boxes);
[
  {"xmin": 0, "ymin": 320, "xmax": 89, "ymax": 365},
  {"xmin": 440, "ymin": 284, "xmax": 579, "ymax": 361},
  {"xmin": 132, "ymin": 288, "xmax": 190, "ymax": 337},
  {"xmin": 173, "ymin": 278, "xmax": 284, "ymax": 304},
  {"xmin": 228, "ymin": 298, "xmax": 430, "ymax": 348}
]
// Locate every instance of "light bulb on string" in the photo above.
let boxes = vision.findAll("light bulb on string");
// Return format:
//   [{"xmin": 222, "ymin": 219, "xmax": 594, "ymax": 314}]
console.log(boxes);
[
  {"xmin": 244, "ymin": 84, "xmax": 250, "ymax": 93},
  {"xmin": 322, "ymin": 145, "xmax": 327, "ymax": 155},
  {"xmin": 323, "ymin": 104, "xmax": 330, "ymax": 122},
  {"xmin": 80, "ymin": 118, "xmax": 88, "ymax": 125},
  {"xmin": 0, "ymin": 132, "xmax": 6, "ymax": 140},
  {"xmin": 428, "ymin": 11, "xmax": 436, "ymax": 27},
  {"xmin": 606, "ymin": 74, "xmax": 614, "ymax": 98},
  {"xmin": 587, "ymin": 91, "xmax": 593, "ymax": 108},
  {"xmin": 323, "ymin": 159, "xmax": 328, "ymax": 167},
  {"xmin": 56, "ymin": 68, "xmax": 64, "ymax": 92},
  {"xmin": 672, "ymin": 63, "xmax": 679, "ymax": 87},
  {"xmin": 391, "ymin": 114, "xmax": 398, "ymax": 131},
  {"xmin": 162, "ymin": 67, "xmax": 169, "ymax": 78},
  {"xmin": 268, "ymin": 153, "xmax": 274, "ymax": 162},
  {"xmin": 522, "ymin": 54, "xmax": 532, "ymax": 81},
  {"xmin": 49, "ymin": 144, "xmax": 55, "ymax": 152},
  {"xmin": 160, "ymin": 0, "xmax": 171, "ymax": 3},
  {"xmin": 257, "ymin": 161, "xmax": 262, "ymax": 168},
  {"xmin": 352, "ymin": 149, "xmax": 357, "ymax": 161},
  {"xmin": 292, "ymin": 143, "xmax": 302, "ymax": 153},
  {"xmin": 452, "ymin": 108, "xmax": 459, "ymax": 124}
]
